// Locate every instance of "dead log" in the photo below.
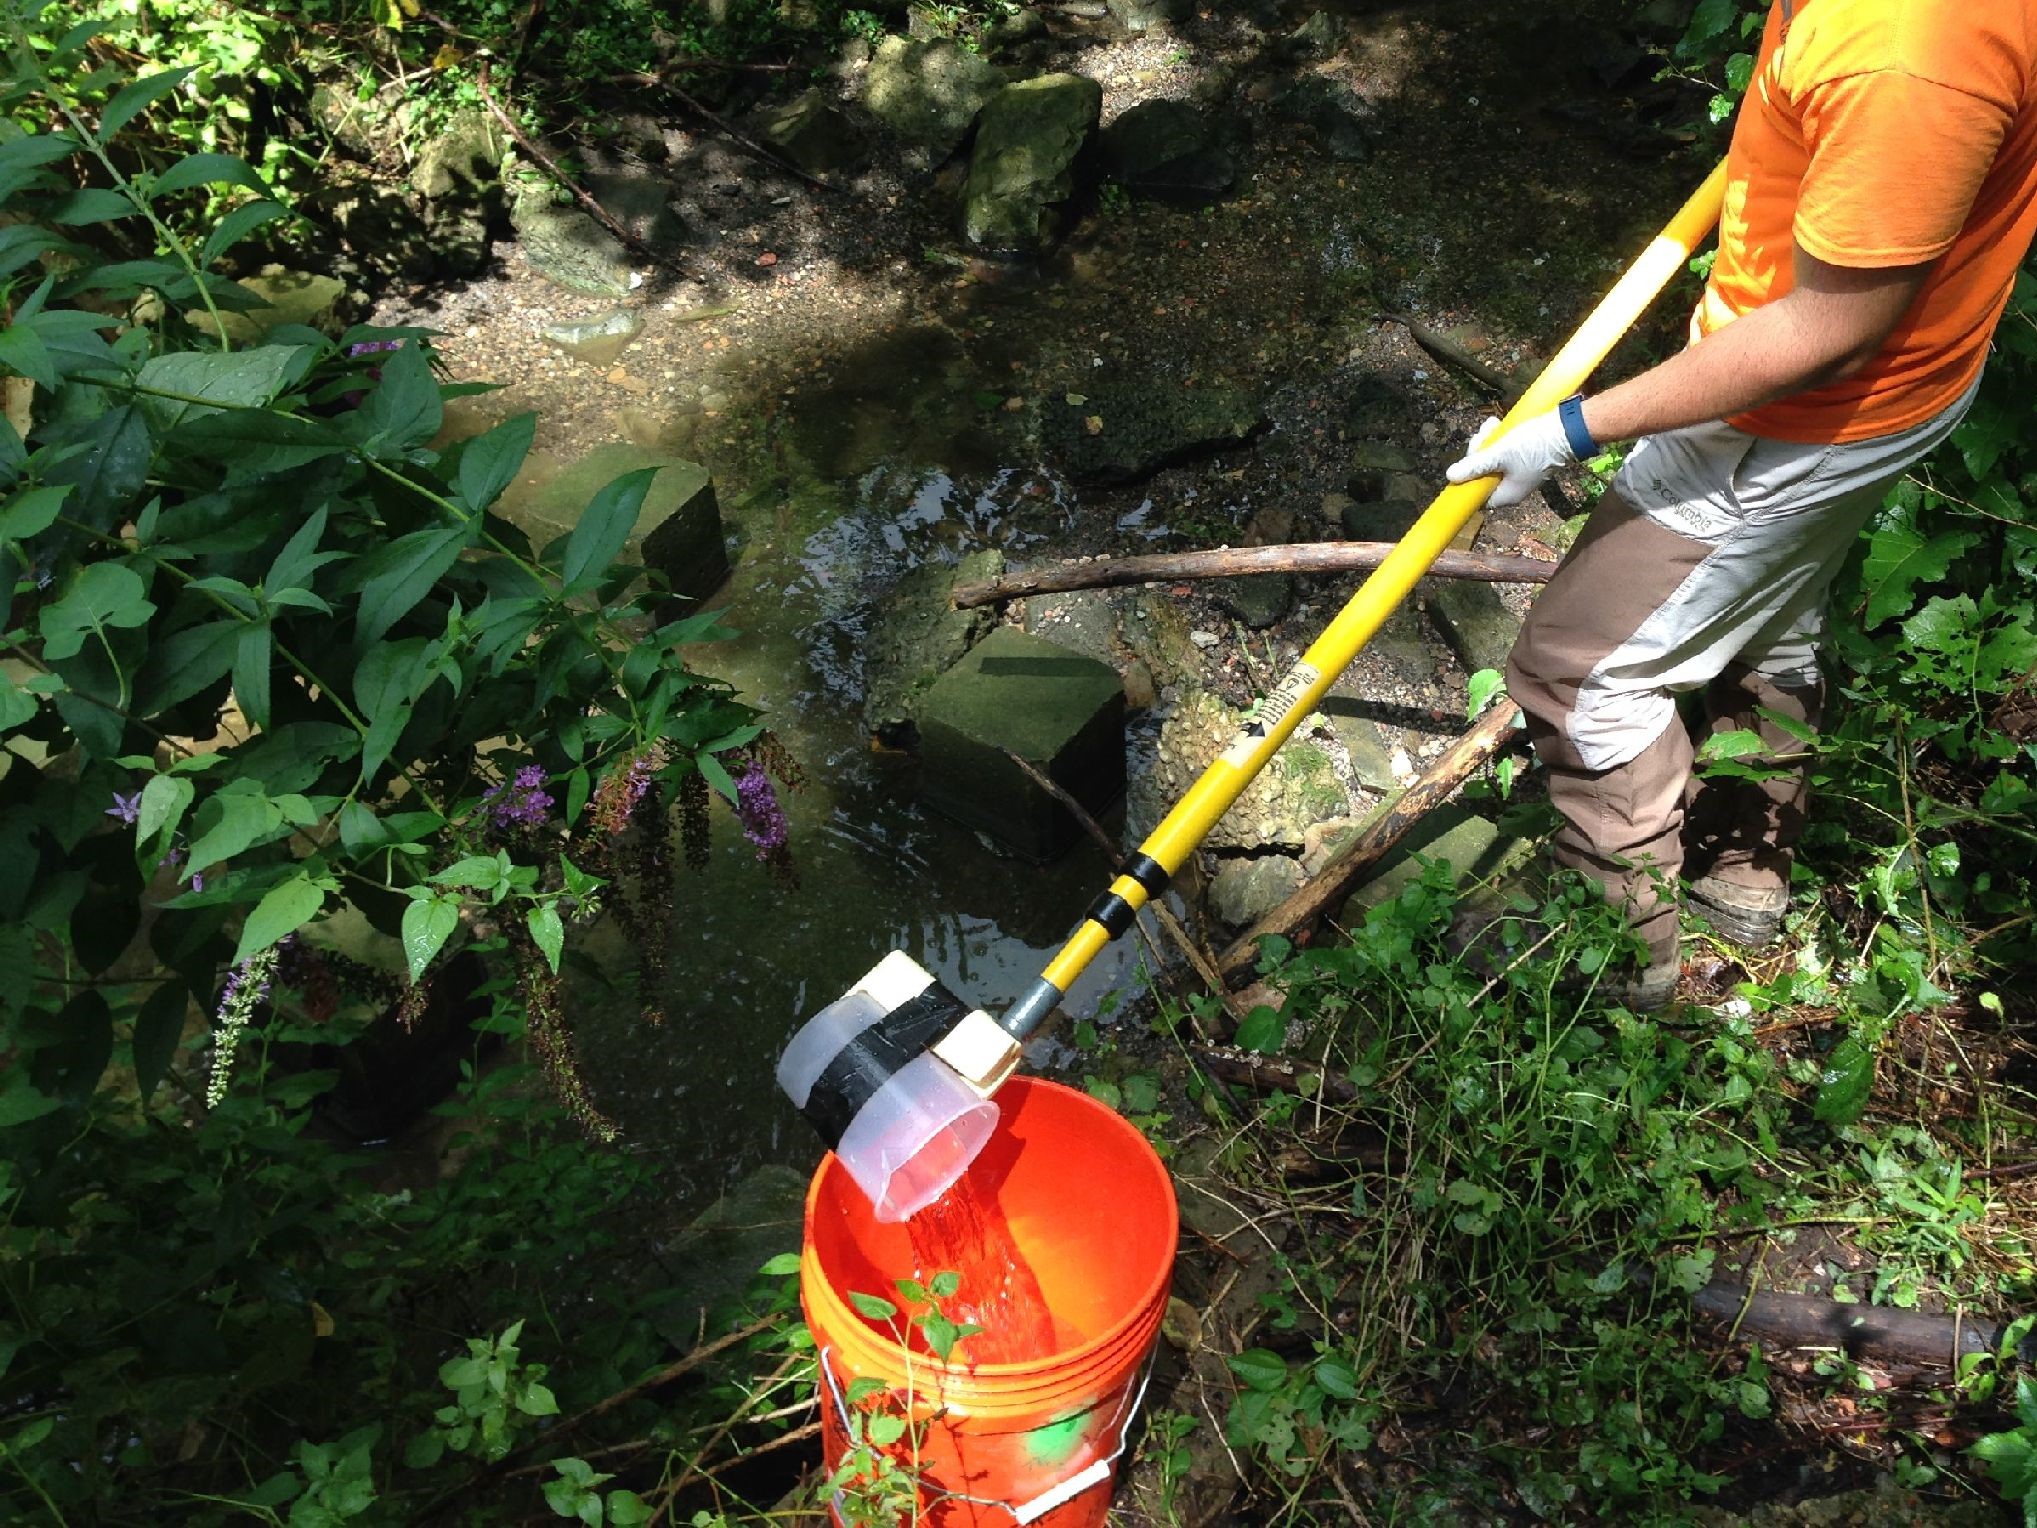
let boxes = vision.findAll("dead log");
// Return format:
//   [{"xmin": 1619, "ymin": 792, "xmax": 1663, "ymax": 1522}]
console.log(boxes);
[
  {"xmin": 950, "ymin": 542, "xmax": 1556, "ymax": 610},
  {"xmin": 1219, "ymin": 702, "xmax": 1526, "ymax": 985},
  {"xmin": 1693, "ymin": 1282, "xmax": 2024, "ymax": 1372},
  {"xmin": 1197, "ymin": 1046, "xmax": 1360, "ymax": 1104}
]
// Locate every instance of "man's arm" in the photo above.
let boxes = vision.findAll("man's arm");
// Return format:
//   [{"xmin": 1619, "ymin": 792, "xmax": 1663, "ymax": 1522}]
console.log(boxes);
[
  {"xmin": 1577, "ymin": 244, "xmax": 1931, "ymax": 442},
  {"xmin": 1446, "ymin": 244, "xmax": 1933, "ymax": 508}
]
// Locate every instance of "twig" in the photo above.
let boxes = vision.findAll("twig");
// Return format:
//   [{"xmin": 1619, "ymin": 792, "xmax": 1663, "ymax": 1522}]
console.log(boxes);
[
  {"xmin": 1378, "ymin": 311, "xmax": 1524, "ymax": 403},
  {"xmin": 473, "ymin": 60, "xmax": 687, "ymax": 278},
  {"xmin": 952, "ymin": 542, "xmax": 1556, "ymax": 610},
  {"xmin": 649, "ymin": 1352, "xmax": 804, "ymax": 1526}
]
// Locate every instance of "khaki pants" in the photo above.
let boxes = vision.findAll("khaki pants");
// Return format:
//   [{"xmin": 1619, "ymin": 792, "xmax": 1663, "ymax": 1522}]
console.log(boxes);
[{"xmin": 1505, "ymin": 385, "xmax": 1974, "ymax": 962}]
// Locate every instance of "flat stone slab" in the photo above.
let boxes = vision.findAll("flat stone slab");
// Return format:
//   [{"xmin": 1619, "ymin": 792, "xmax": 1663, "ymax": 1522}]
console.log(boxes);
[
  {"xmin": 498, "ymin": 443, "xmax": 728, "ymax": 606},
  {"xmin": 863, "ymin": 550, "xmax": 1005, "ymax": 747},
  {"xmin": 1426, "ymin": 580, "xmax": 1524, "ymax": 678},
  {"xmin": 916, "ymin": 626, "xmax": 1125, "ymax": 861}
]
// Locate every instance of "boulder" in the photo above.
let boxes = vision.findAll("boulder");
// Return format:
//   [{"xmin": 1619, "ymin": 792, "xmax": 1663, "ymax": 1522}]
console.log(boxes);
[
  {"xmin": 1207, "ymin": 854, "xmax": 1305, "ymax": 930},
  {"xmin": 411, "ymin": 109, "xmax": 504, "ymax": 199},
  {"xmin": 1023, "ymin": 588, "xmax": 1120, "ymax": 667},
  {"xmin": 1130, "ymin": 689, "xmax": 1347, "ymax": 850},
  {"xmin": 1271, "ymin": 78, "xmax": 1373, "ymax": 163},
  {"xmin": 1106, "ymin": 0, "xmax": 1191, "ymax": 31},
  {"xmin": 757, "ymin": 88, "xmax": 867, "ymax": 175},
  {"xmin": 497, "ymin": 444, "xmax": 729, "ymax": 606},
  {"xmin": 1039, "ymin": 381, "xmax": 1264, "ymax": 484},
  {"xmin": 1426, "ymin": 581, "xmax": 1523, "ymax": 678},
  {"xmin": 1321, "ymin": 708, "xmax": 1401, "ymax": 793},
  {"xmin": 863, "ymin": 37, "xmax": 1006, "ymax": 159},
  {"xmin": 862, "ymin": 550, "xmax": 1006, "ymax": 746},
  {"xmin": 916, "ymin": 626, "xmax": 1126, "ymax": 861},
  {"xmin": 1341, "ymin": 804, "xmax": 1531, "ymax": 920},
  {"xmin": 510, "ymin": 185, "xmax": 634, "ymax": 297},
  {"xmin": 1099, "ymin": 99, "xmax": 1235, "ymax": 204},
  {"xmin": 1122, "ymin": 588, "xmax": 1204, "ymax": 690},
  {"xmin": 963, "ymin": 74, "xmax": 1103, "ymax": 252},
  {"xmin": 1214, "ymin": 506, "xmax": 1295, "ymax": 630},
  {"xmin": 1338, "ymin": 496, "xmax": 1423, "ymax": 543}
]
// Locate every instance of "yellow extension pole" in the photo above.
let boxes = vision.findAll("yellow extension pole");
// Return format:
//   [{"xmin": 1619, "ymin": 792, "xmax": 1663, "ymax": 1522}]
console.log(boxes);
[{"xmin": 1008, "ymin": 161, "xmax": 1731, "ymax": 1030}]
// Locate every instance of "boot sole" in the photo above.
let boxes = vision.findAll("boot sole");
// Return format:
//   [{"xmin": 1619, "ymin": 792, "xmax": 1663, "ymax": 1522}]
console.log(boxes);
[{"xmin": 1687, "ymin": 884, "xmax": 1783, "ymax": 950}]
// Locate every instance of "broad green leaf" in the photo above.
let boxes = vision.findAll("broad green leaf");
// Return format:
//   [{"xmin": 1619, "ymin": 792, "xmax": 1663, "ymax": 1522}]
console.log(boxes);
[
  {"xmin": 201, "ymin": 200, "xmax": 288, "ymax": 268},
  {"xmin": 1313, "ymin": 1355, "xmax": 1359, "ymax": 1400},
  {"xmin": 353, "ymin": 524, "xmax": 468, "ymax": 647},
  {"xmin": 0, "ymin": 325, "xmax": 55, "ymax": 389},
  {"xmin": 151, "ymin": 151, "xmax": 269, "ymax": 198},
  {"xmin": 131, "ymin": 618, "xmax": 240, "ymax": 712},
  {"xmin": 39, "ymin": 561, "xmax": 154, "ymax": 660},
  {"xmin": 526, "ymin": 904, "xmax": 564, "ymax": 974},
  {"xmin": 185, "ymin": 786, "xmax": 283, "ymax": 877},
  {"xmin": 697, "ymin": 750, "xmax": 737, "ymax": 804},
  {"xmin": 233, "ymin": 874, "xmax": 326, "ymax": 964},
  {"xmin": 562, "ymin": 468, "xmax": 656, "ymax": 592},
  {"xmin": 1234, "ymin": 1004, "xmax": 1286, "ymax": 1054},
  {"xmin": 135, "ymin": 344, "xmax": 311, "ymax": 431},
  {"xmin": 136, "ymin": 772, "xmax": 195, "ymax": 850},
  {"xmin": 353, "ymin": 638, "xmax": 433, "ymax": 784},
  {"xmin": 401, "ymin": 895, "xmax": 459, "ymax": 982},
  {"xmin": 430, "ymin": 855, "xmax": 503, "ymax": 890},
  {"xmin": 1813, "ymin": 1035, "xmax": 1874, "ymax": 1128},
  {"xmin": 177, "ymin": 407, "xmax": 346, "ymax": 479},
  {"xmin": 354, "ymin": 342, "xmax": 442, "ymax": 450},
  {"xmin": 1681, "ymin": 0, "xmax": 1737, "ymax": 46},
  {"xmin": 0, "ymin": 482, "xmax": 69, "ymax": 540},
  {"xmin": 847, "ymin": 1291, "xmax": 898, "ymax": 1321},
  {"xmin": 1698, "ymin": 728, "xmax": 1765, "ymax": 761},
  {"xmin": 0, "ymin": 1079, "xmax": 61, "ymax": 1127},
  {"xmin": 100, "ymin": 67, "xmax": 197, "ymax": 139},
  {"xmin": 516, "ymin": 1382, "xmax": 558, "ymax": 1417},
  {"xmin": 1227, "ymin": 1348, "xmax": 1288, "ymax": 1392},
  {"xmin": 758, "ymin": 1251, "xmax": 801, "ymax": 1277},
  {"xmin": 0, "ymin": 671, "xmax": 35, "ymax": 731},
  {"xmin": 132, "ymin": 980, "xmax": 189, "ymax": 1102},
  {"xmin": 234, "ymin": 623, "xmax": 273, "ymax": 731},
  {"xmin": 454, "ymin": 412, "xmax": 536, "ymax": 513},
  {"xmin": 1860, "ymin": 524, "xmax": 1978, "ymax": 627},
  {"xmin": 46, "ymin": 187, "xmax": 139, "ymax": 225},
  {"xmin": 1465, "ymin": 667, "xmax": 1504, "ymax": 720}
]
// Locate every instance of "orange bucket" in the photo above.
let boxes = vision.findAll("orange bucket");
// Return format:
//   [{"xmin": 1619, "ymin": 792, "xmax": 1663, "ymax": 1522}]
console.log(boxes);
[{"xmin": 801, "ymin": 1076, "xmax": 1178, "ymax": 1527}]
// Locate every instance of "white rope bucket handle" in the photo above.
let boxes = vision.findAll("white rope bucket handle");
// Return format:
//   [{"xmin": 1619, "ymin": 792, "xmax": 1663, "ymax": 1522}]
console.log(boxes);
[{"xmin": 817, "ymin": 1344, "xmax": 1158, "ymax": 1526}]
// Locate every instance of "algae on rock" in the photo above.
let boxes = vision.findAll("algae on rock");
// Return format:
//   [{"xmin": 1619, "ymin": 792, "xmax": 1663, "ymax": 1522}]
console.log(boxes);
[{"xmin": 962, "ymin": 74, "xmax": 1103, "ymax": 252}]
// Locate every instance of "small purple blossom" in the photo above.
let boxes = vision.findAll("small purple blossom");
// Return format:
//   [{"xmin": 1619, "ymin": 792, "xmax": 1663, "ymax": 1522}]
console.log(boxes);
[
  {"xmin": 733, "ymin": 759, "xmax": 788, "ymax": 858},
  {"xmin": 106, "ymin": 790, "xmax": 142, "ymax": 825},
  {"xmin": 348, "ymin": 339, "xmax": 405, "ymax": 357},
  {"xmin": 483, "ymin": 764, "xmax": 553, "ymax": 830},
  {"xmin": 164, "ymin": 841, "xmax": 204, "ymax": 892}
]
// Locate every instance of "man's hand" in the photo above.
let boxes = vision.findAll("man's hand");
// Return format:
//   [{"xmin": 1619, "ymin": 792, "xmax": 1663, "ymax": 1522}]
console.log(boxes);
[{"xmin": 1445, "ymin": 411, "xmax": 1576, "ymax": 509}]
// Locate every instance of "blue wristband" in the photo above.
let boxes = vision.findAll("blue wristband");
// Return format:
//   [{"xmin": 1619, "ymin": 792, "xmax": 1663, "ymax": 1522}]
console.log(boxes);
[{"xmin": 1557, "ymin": 393, "xmax": 1597, "ymax": 458}]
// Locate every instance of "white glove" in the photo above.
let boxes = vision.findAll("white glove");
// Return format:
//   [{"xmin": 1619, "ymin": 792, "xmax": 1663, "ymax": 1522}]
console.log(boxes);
[{"xmin": 1444, "ymin": 411, "xmax": 1575, "ymax": 510}]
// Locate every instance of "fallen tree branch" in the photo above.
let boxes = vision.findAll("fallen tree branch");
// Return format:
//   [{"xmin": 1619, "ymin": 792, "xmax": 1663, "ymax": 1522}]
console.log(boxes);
[
  {"xmin": 474, "ymin": 61, "xmax": 688, "ymax": 279},
  {"xmin": 1219, "ymin": 701, "xmax": 1527, "ymax": 985},
  {"xmin": 1379, "ymin": 311, "xmax": 1524, "ymax": 404},
  {"xmin": 951, "ymin": 541, "xmax": 1554, "ymax": 610},
  {"xmin": 1196, "ymin": 1046, "xmax": 1359, "ymax": 1104},
  {"xmin": 1693, "ymin": 1282, "xmax": 2020, "ymax": 1373}
]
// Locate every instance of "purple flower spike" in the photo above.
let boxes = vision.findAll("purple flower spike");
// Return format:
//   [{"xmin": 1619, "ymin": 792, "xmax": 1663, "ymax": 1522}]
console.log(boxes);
[
  {"xmin": 107, "ymin": 790, "xmax": 142, "ymax": 825},
  {"xmin": 348, "ymin": 339, "xmax": 404, "ymax": 357},
  {"xmin": 733, "ymin": 760, "xmax": 788, "ymax": 858},
  {"xmin": 482, "ymin": 764, "xmax": 553, "ymax": 831}
]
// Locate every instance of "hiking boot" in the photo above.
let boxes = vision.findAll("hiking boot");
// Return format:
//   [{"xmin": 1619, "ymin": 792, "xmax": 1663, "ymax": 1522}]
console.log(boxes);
[
  {"xmin": 1685, "ymin": 873, "xmax": 1787, "ymax": 950},
  {"xmin": 1445, "ymin": 873, "xmax": 1681, "ymax": 1014}
]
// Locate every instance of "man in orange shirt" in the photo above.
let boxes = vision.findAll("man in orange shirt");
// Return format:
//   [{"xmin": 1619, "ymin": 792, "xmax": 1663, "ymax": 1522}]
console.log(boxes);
[{"xmin": 1446, "ymin": 0, "xmax": 2037, "ymax": 1008}]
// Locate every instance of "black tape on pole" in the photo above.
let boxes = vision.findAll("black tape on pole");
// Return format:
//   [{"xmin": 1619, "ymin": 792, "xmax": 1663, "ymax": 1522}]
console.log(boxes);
[
  {"xmin": 801, "ymin": 981, "xmax": 970, "ymax": 1149},
  {"xmin": 1121, "ymin": 853, "xmax": 1171, "ymax": 899},
  {"xmin": 1084, "ymin": 891, "xmax": 1137, "ymax": 938}
]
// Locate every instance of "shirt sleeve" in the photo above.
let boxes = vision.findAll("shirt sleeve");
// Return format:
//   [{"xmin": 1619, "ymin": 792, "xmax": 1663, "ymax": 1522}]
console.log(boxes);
[{"xmin": 1793, "ymin": 68, "xmax": 2010, "ymax": 267}]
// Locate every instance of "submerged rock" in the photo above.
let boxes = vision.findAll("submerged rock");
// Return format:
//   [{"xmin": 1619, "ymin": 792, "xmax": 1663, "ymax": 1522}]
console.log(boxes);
[
  {"xmin": 916, "ymin": 626, "xmax": 1126, "ymax": 862},
  {"xmin": 658, "ymin": 1165, "xmax": 808, "ymax": 1337},
  {"xmin": 861, "ymin": 549, "xmax": 1006, "ymax": 746},
  {"xmin": 497, "ymin": 443, "xmax": 728, "ymax": 606},
  {"xmin": 1100, "ymin": 99, "xmax": 1236, "ymax": 204},
  {"xmin": 1341, "ymin": 804, "xmax": 1529, "ymax": 920},
  {"xmin": 539, "ymin": 307, "xmax": 643, "ymax": 366},
  {"xmin": 963, "ymin": 74, "xmax": 1103, "ymax": 252},
  {"xmin": 863, "ymin": 37, "xmax": 1005, "ymax": 158},
  {"xmin": 1039, "ymin": 381, "xmax": 1264, "ymax": 484},
  {"xmin": 511, "ymin": 185, "xmax": 634, "ymax": 297}
]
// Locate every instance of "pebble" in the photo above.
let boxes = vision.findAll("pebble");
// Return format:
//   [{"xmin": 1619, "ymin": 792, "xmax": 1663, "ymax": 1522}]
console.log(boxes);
[{"xmin": 1190, "ymin": 631, "xmax": 1220, "ymax": 649}]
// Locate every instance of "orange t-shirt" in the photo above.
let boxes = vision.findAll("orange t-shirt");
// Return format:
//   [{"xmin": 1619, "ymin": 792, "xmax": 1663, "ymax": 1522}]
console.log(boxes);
[{"xmin": 1694, "ymin": 0, "xmax": 2037, "ymax": 442}]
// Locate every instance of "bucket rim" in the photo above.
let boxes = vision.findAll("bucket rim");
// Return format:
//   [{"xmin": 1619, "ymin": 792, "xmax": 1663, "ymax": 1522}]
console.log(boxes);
[{"xmin": 801, "ymin": 1076, "xmax": 1178, "ymax": 1383}]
